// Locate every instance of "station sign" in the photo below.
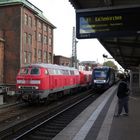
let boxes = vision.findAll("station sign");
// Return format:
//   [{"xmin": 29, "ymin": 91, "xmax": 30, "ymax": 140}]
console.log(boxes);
[{"xmin": 76, "ymin": 6, "xmax": 140, "ymax": 39}]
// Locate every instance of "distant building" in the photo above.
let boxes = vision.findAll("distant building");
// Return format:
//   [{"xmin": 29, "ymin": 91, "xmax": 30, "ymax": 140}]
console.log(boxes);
[
  {"xmin": 0, "ymin": 0, "xmax": 55, "ymax": 84},
  {"xmin": 79, "ymin": 61, "xmax": 102, "ymax": 70},
  {"xmin": 54, "ymin": 55, "xmax": 71, "ymax": 66}
]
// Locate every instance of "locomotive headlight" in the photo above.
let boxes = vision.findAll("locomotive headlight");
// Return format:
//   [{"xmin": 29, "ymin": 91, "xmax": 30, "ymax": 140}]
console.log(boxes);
[
  {"xmin": 30, "ymin": 80, "xmax": 41, "ymax": 84},
  {"xmin": 94, "ymin": 80, "xmax": 106, "ymax": 83},
  {"xmin": 17, "ymin": 80, "xmax": 25, "ymax": 84},
  {"xmin": 35, "ymin": 86, "xmax": 39, "ymax": 89}
]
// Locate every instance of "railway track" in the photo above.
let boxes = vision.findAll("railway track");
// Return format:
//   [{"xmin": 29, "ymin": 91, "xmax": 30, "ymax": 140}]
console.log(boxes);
[
  {"xmin": 0, "ymin": 89, "xmax": 99, "ymax": 139},
  {"xmin": 12, "ymin": 91, "xmax": 99, "ymax": 140}
]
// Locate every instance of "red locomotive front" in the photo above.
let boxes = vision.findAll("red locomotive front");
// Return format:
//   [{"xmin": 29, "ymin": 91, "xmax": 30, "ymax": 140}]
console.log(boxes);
[
  {"xmin": 16, "ymin": 65, "xmax": 49, "ymax": 102},
  {"xmin": 16, "ymin": 63, "xmax": 81, "ymax": 103}
]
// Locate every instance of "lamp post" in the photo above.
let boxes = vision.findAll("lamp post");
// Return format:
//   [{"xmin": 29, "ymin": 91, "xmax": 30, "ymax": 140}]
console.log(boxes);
[
  {"xmin": 103, "ymin": 54, "xmax": 114, "ymax": 59},
  {"xmin": 75, "ymin": 40, "xmax": 78, "ymax": 69}
]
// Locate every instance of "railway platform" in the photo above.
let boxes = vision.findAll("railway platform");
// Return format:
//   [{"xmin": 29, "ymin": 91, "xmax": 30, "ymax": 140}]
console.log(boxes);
[{"xmin": 53, "ymin": 84, "xmax": 140, "ymax": 140}]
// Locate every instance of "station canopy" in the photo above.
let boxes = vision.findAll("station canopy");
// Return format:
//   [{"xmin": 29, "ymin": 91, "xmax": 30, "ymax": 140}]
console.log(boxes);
[{"xmin": 69, "ymin": 0, "xmax": 140, "ymax": 70}]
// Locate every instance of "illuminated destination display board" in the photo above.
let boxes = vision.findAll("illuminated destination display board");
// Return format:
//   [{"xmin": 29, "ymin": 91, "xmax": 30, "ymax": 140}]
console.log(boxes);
[{"xmin": 76, "ymin": 6, "xmax": 140, "ymax": 39}]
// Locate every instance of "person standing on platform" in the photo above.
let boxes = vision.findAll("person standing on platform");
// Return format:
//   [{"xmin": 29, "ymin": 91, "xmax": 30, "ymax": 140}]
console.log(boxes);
[{"xmin": 115, "ymin": 73, "xmax": 130, "ymax": 117}]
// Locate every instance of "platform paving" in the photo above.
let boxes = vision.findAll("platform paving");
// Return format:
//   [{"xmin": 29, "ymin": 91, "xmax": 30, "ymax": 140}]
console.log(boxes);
[
  {"xmin": 53, "ymin": 85, "xmax": 140, "ymax": 140},
  {"xmin": 108, "ymin": 95, "xmax": 140, "ymax": 140},
  {"xmin": 53, "ymin": 85, "xmax": 117, "ymax": 140}
]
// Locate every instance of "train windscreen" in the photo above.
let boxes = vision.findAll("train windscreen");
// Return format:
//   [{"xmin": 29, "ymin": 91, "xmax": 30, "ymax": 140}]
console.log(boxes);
[
  {"xmin": 30, "ymin": 67, "xmax": 40, "ymax": 75},
  {"xmin": 19, "ymin": 68, "xmax": 29, "ymax": 75},
  {"xmin": 94, "ymin": 69, "xmax": 107, "ymax": 80},
  {"xmin": 19, "ymin": 67, "xmax": 40, "ymax": 75}
]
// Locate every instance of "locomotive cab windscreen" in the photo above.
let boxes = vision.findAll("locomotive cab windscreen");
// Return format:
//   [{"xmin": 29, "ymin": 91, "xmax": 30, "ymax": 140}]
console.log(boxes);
[
  {"xmin": 93, "ymin": 69, "xmax": 108, "ymax": 80},
  {"xmin": 18, "ymin": 67, "xmax": 40, "ymax": 75},
  {"xmin": 16, "ymin": 66, "xmax": 42, "ymax": 89}
]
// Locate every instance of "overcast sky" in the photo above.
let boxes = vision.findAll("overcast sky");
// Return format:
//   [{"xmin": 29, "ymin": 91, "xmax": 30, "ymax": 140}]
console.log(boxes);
[{"xmin": 28, "ymin": 0, "xmax": 116, "ymax": 64}]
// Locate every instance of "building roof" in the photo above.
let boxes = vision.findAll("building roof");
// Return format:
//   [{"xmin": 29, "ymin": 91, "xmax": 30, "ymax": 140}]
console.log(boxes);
[
  {"xmin": 54, "ymin": 55, "xmax": 71, "ymax": 59},
  {"xmin": 24, "ymin": 63, "xmax": 77, "ymax": 71},
  {"xmin": 0, "ymin": 0, "xmax": 56, "ymax": 28}
]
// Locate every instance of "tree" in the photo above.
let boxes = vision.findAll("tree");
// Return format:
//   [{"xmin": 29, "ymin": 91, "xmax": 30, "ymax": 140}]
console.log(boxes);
[{"xmin": 103, "ymin": 60, "xmax": 118, "ymax": 70}]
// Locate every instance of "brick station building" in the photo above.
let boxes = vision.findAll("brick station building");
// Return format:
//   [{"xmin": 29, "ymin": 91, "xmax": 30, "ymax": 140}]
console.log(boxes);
[
  {"xmin": 0, "ymin": 0, "xmax": 55, "ymax": 85},
  {"xmin": 54, "ymin": 55, "xmax": 71, "ymax": 66},
  {"xmin": 0, "ymin": 31, "xmax": 4, "ymax": 84}
]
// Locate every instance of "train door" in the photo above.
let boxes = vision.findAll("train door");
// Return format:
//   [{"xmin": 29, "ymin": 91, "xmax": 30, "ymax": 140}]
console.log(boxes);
[
  {"xmin": 43, "ymin": 68, "xmax": 49, "ymax": 90},
  {"xmin": 53, "ymin": 69, "xmax": 58, "ymax": 89},
  {"xmin": 48, "ymin": 68, "xmax": 58, "ymax": 90},
  {"xmin": 48, "ymin": 68, "xmax": 53, "ymax": 90}
]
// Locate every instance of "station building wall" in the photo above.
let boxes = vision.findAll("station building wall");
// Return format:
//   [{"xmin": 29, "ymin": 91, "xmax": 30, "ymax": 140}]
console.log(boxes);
[{"xmin": 0, "ymin": 1, "xmax": 55, "ymax": 85}]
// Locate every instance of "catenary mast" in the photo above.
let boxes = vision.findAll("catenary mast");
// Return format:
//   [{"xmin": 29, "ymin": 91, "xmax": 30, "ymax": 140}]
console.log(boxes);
[{"xmin": 72, "ymin": 27, "xmax": 78, "ymax": 68}]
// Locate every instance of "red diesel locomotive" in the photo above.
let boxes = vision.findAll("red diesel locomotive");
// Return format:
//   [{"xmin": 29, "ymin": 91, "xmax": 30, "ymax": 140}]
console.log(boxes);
[{"xmin": 16, "ymin": 63, "xmax": 92, "ymax": 103}]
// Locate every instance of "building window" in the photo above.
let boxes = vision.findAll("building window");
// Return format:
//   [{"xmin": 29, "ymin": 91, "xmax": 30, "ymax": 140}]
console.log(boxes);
[
  {"xmin": 28, "ymin": 16, "xmax": 32, "ymax": 27},
  {"xmin": 24, "ymin": 51, "xmax": 27, "ymax": 63},
  {"xmin": 28, "ymin": 34, "xmax": 32, "ymax": 45},
  {"xmin": 34, "ymin": 18, "xmax": 36, "ymax": 26},
  {"xmin": 24, "ymin": 32, "xmax": 27, "ymax": 44},
  {"xmin": 34, "ymin": 48, "xmax": 37, "ymax": 62},
  {"xmin": 48, "ymin": 27, "xmax": 52, "ymax": 34},
  {"xmin": 24, "ymin": 14, "xmax": 28, "ymax": 25},
  {"xmin": 48, "ymin": 53, "xmax": 52, "ymax": 63},
  {"xmin": 38, "ymin": 33, "xmax": 42, "ymax": 42},
  {"xmin": 28, "ymin": 52, "xmax": 32, "ymax": 63},
  {"xmin": 38, "ymin": 21, "xmax": 42, "ymax": 29},
  {"xmin": 44, "ymin": 36, "xmax": 47, "ymax": 44},
  {"xmin": 34, "ymin": 31, "xmax": 36, "ymax": 40},
  {"xmin": 44, "ymin": 51, "xmax": 47, "ymax": 62},
  {"xmin": 38, "ymin": 50, "xmax": 42, "ymax": 62},
  {"xmin": 43, "ymin": 25, "xmax": 47, "ymax": 31},
  {"xmin": 48, "ymin": 37, "xmax": 52, "ymax": 46},
  {"xmin": 66, "ymin": 63, "xmax": 69, "ymax": 66}
]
